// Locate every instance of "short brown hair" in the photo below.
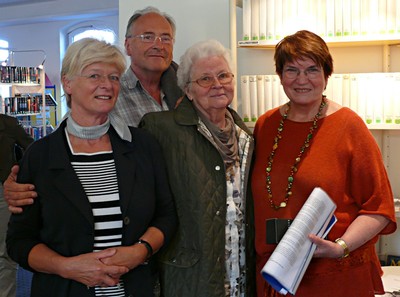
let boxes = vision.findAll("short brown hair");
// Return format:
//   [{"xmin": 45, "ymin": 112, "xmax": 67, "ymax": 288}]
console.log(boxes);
[{"xmin": 274, "ymin": 30, "xmax": 333, "ymax": 79}]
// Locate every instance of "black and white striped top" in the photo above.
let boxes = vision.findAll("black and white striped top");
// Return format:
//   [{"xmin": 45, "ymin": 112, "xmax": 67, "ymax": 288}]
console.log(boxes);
[{"xmin": 67, "ymin": 133, "xmax": 126, "ymax": 297}]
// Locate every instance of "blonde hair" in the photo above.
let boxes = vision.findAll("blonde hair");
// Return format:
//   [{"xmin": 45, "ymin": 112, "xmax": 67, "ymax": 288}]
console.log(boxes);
[{"xmin": 61, "ymin": 38, "xmax": 126, "ymax": 107}]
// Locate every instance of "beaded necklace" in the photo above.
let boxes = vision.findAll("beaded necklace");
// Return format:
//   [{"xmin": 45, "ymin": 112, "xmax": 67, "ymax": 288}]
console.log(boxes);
[{"xmin": 265, "ymin": 97, "xmax": 326, "ymax": 210}]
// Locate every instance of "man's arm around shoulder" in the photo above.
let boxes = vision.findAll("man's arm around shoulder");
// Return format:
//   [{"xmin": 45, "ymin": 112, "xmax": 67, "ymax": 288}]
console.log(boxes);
[{"xmin": 3, "ymin": 165, "xmax": 37, "ymax": 214}]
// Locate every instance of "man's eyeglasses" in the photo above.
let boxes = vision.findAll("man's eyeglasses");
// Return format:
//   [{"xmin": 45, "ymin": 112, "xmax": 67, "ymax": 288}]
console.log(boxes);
[
  {"xmin": 128, "ymin": 33, "xmax": 174, "ymax": 45},
  {"xmin": 189, "ymin": 72, "xmax": 234, "ymax": 88},
  {"xmin": 282, "ymin": 66, "xmax": 322, "ymax": 79},
  {"xmin": 78, "ymin": 73, "xmax": 120, "ymax": 84}
]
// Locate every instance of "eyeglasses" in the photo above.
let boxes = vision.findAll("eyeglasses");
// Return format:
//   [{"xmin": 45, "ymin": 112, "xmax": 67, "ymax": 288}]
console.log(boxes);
[
  {"xmin": 128, "ymin": 33, "xmax": 174, "ymax": 45},
  {"xmin": 189, "ymin": 72, "xmax": 234, "ymax": 88},
  {"xmin": 282, "ymin": 66, "xmax": 322, "ymax": 79},
  {"xmin": 78, "ymin": 73, "xmax": 120, "ymax": 84}
]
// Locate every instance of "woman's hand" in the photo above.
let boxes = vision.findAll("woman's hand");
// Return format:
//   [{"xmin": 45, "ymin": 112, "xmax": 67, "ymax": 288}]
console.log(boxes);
[
  {"xmin": 309, "ymin": 214, "xmax": 390, "ymax": 259},
  {"xmin": 100, "ymin": 244, "xmax": 148, "ymax": 270},
  {"xmin": 60, "ymin": 249, "xmax": 129, "ymax": 287},
  {"xmin": 28, "ymin": 246, "xmax": 129, "ymax": 288},
  {"xmin": 308, "ymin": 234, "xmax": 345, "ymax": 259}
]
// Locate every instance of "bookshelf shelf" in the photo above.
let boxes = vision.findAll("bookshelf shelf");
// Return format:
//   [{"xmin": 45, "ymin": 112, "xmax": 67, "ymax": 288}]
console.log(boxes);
[
  {"xmin": 238, "ymin": 35, "xmax": 400, "ymax": 49},
  {"xmin": 367, "ymin": 124, "xmax": 400, "ymax": 130}
]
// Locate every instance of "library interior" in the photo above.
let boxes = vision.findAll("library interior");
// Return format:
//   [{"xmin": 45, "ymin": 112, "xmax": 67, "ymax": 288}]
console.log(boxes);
[{"xmin": 1, "ymin": 0, "xmax": 400, "ymax": 296}]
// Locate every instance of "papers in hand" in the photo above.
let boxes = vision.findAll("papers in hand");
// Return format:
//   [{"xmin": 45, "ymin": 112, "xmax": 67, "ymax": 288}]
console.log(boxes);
[{"xmin": 261, "ymin": 187, "xmax": 337, "ymax": 295}]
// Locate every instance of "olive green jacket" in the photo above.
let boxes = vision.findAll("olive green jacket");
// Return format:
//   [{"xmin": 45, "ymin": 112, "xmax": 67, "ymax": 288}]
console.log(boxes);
[{"xmin": 140, "ymin": 96, "xmax": 255, "ymax": 297}]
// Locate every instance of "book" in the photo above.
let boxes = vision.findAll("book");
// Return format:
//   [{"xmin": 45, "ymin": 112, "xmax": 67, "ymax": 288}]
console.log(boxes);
[
  {"xmin": 326, "ymin": 0, "xmax": 335, "ymax": 37},
  {"xmin": 357, "ymin": 73, "xmax": 368, "ymax": 122},
  {"xmin": 386, "ymin": 0, "xmax": 396, "ymax": 34},
  {"xmin": 267, "ymin": 0, "xmax": 275, "ymax": 40},
  {"xmin": 264, "ymin": 75, "xmax": 273, "ymax": 112},
  {"xmin": 378, "ymin": 0, "xmax": 387, "ymax": 34},
  {"xmin": 334, "ymin": 0, "xmax": 343, "ymax": 37},
  {"xmin": 383, "ymin": 74, "xmax": 394, "ymax": 124},
  {"xmin": 330, "ymin": 74, "xmax": 343, "ymax": 105},
  {"xmin": 251, "ymin": 0, "xmax": 260, "ymax": 40},
  {"xmin": 373, "ymin": 74, "xmax": 384, "ymax": 124},
  {"xmin": 349, "ymin": 74, "xmax": 359, "ymax": 114},
  {"xmin": 259, "ymin": 0, "xmax": 267, "ymax": 40},
  {"xmin": 249, "ymin": 75, "xmax": 258, "ymax": 122},
  {"xmin": 342, "ymin": 74, "xmax": 350, "ymax": 108},
  {"xmin": 257, "ymin": 75, "xmax": 265, "ymax": 116},
  {"xmin": 274, "ymin": 0, "xmax": 283, "ymax": 40},
  {"xmin": 351, "ymin": 0, "xmax": 361, "ymax": 36},
  {"xmin": 360, "ymin": 0, "xmax": 370, "ymax": 35},
  {"xmin": 242, "ymin": 0, "xmax": 252, "ymax": 40},
  {"xmin": 342, "ymin": 0, "xmax": 351, "ymax": 36},
  {"xmin": 316, "ymin": 0, "xmax": 327, "ymax": 37},
  {"xmin": 240, "ymin": 75, "xmax": 251, "ymax": 122},
  {"xmin": 394, "ymin": 74, "xmax": 400, "ymax": 124},
  {"xmin": 261, "ymin": 187, "xmax": 337, "ymax": 295},
  {"xmin": 271, "ymin": 75, "xmax": 280, "ymax": 108},
  {"xmin": 396, "ymin": 0, "xmax": 400, "ymax": 34}
]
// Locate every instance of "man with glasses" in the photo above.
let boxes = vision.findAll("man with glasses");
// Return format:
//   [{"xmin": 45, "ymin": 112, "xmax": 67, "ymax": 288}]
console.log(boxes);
[{"xmin": 112, "ymin": 6, "xmax": 183, "ymax": 127}]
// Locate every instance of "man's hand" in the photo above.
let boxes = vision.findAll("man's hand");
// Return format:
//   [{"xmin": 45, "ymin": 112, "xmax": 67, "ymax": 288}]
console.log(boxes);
[{"xmin": 4, "ymin": 165, "xmax": 37, "ymax": 214}]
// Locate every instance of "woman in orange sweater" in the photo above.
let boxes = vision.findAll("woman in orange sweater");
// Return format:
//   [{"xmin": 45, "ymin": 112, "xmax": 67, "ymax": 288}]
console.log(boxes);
[{"xmin": 251, "ymin": 30, "xmax": 397, "ymax": 297}]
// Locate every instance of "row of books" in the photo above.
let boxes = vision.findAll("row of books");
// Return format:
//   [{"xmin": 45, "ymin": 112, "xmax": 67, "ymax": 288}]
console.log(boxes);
[
  {"xmin": 1, "ymin": 95, "xmax": 43, "ymax": 115},
  {"xmin": 0, "ymin": 66, "xmax": 42, "ymax": 84},
  {"xmin": 240, "ymin": 72, "xmax": 400, "ymax": 125},
  {"xmin": 242, "ymin": 0, "xmax": 400, "ymax": 42}
]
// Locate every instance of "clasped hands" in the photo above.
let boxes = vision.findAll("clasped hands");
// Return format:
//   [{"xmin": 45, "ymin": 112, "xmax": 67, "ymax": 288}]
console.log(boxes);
[{"xmin": 62, "ymin": 245, "xmax": 147, "ymax": 288}]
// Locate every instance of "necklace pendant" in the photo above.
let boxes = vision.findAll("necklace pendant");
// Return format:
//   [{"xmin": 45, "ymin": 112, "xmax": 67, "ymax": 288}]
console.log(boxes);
[{"xmin": 273, "ymin": 201, "xmax": 287, "ymax": 210}]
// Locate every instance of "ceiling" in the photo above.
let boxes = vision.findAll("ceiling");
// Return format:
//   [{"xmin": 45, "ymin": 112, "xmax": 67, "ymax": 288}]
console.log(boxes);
[{"xmin": 0, "ymin": 0, "xmax": 50, "ymax": 7}]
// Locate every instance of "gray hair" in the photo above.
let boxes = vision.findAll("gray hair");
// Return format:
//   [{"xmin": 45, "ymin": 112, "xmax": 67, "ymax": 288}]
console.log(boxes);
[
  {"xmin": 61, "ymin": 38, "xmax": 126, "ymax": 107},
  {"xmin": 177, "ymin": 39, "xmax": 233, "ymax": 91},
  {"xmin": 125, "ymin": 6, "xmax": 176, "ymax": 38}
]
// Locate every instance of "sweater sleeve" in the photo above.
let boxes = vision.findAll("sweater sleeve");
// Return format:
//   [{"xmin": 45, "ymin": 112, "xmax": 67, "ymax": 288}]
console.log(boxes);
[{"xmin": 344, "ymin": 110, "xmax": 397, "ymax": 234}]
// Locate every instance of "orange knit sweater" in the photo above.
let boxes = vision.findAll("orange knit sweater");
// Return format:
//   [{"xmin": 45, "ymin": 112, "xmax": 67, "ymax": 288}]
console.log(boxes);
[{"xmin": 251, "ymin": 107, "xmax": 397, "ymax": 297}]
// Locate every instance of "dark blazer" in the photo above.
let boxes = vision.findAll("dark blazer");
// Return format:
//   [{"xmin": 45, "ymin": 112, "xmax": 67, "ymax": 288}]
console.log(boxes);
[
  {"xmin": 0, "ymin": 114, "xmax": 34, "ymax": 182},
  {"xmin": 7, "ymin": 120, "xmax": 177, "ymax": 297}
]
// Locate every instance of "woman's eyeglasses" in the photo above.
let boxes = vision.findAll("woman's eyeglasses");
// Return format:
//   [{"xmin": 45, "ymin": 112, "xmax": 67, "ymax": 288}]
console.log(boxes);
[
  {"xmin": 189, "ymin": 72, "xmax": 234, "ymax": 88},
  {"xmin": 283, "ymin": 66, "xmax": 322, "ymax": 79}
]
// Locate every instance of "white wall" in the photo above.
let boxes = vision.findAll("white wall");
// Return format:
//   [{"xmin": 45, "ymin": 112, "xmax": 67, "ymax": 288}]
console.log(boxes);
[{"xmin": 118, "ymin": 0, "xmax": 231, "ymax": 66}]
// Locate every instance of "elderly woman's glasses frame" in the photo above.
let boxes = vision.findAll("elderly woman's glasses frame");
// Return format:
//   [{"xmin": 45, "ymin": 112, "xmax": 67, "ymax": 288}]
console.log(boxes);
[{"xmin": 189, "ymin": 72, "xmax": 234, "ymax": 88}]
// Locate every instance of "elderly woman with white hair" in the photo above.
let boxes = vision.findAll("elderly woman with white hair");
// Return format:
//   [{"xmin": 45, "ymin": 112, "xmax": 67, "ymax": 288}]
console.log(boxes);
[{"xmin": 140, "ymin": 39, "xmax": 255, "ymax": 297}]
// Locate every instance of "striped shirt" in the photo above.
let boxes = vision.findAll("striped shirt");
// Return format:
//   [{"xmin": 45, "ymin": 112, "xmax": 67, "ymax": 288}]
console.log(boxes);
[{"xmin": 67, "ymin": 133, "xmax": 125, "ymax": 297}]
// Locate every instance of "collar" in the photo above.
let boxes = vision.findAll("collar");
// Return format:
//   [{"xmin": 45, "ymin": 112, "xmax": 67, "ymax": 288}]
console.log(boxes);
[
  {"xmin": 173, "ymin": 96, "xmax": 252, "ymax": 135},
  {"xmin": 62, "ymin": 111, "xmax": 132, "ymax": 142}
]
